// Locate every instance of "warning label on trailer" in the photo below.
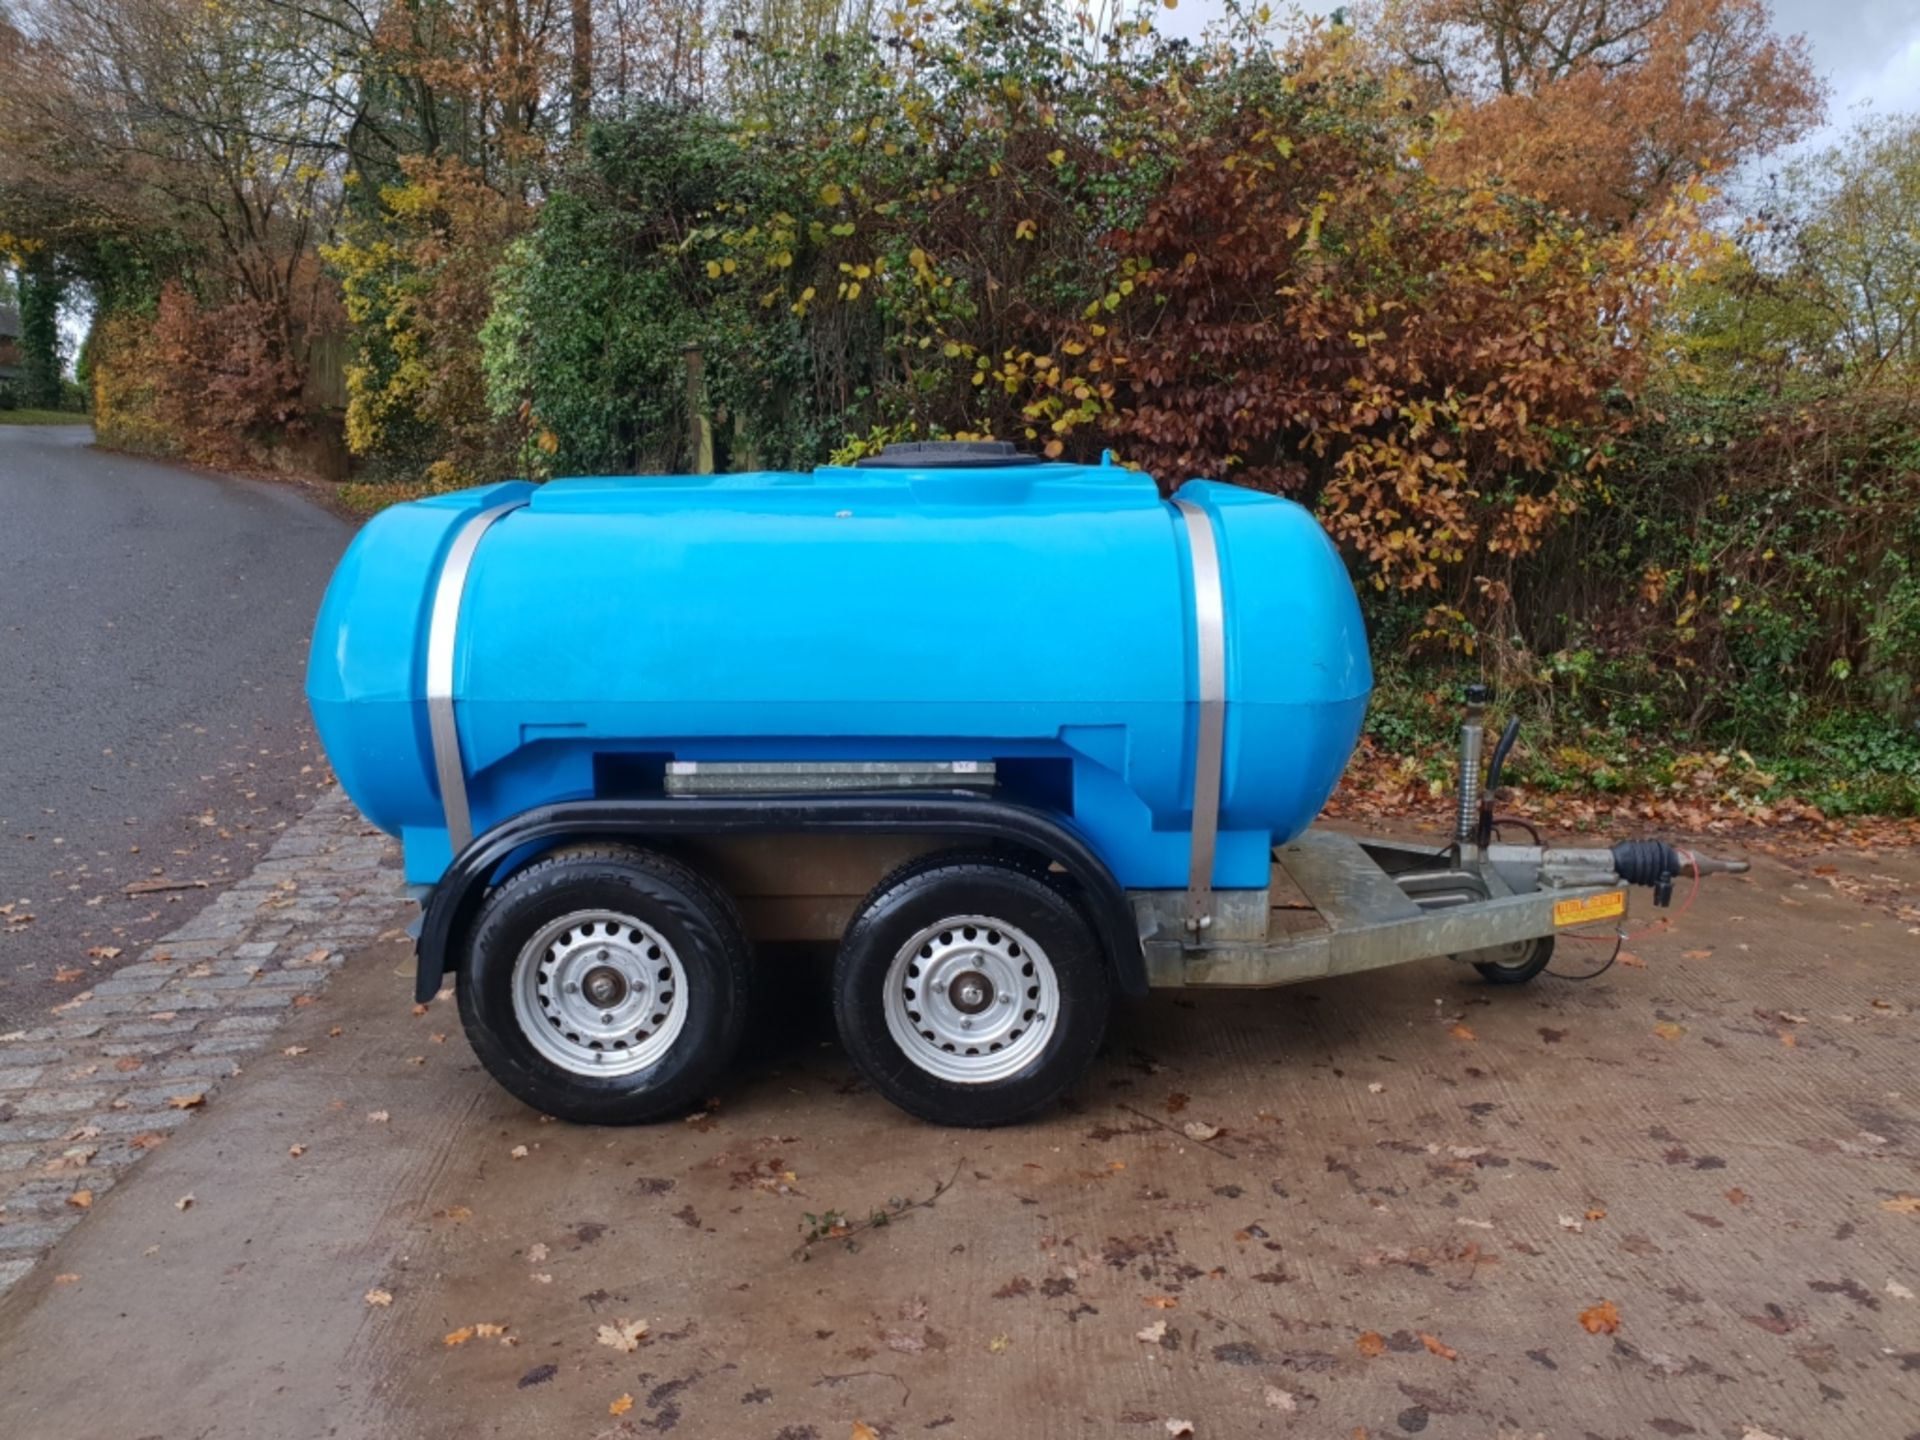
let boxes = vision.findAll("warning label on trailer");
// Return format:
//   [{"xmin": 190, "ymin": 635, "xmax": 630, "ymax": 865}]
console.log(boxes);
[{"xmin": 1553, "ymin": 891, "xmax": 1627, "ymax": 927}]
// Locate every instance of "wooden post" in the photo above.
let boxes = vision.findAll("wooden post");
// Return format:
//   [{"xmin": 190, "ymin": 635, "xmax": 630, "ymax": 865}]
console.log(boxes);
[{"xmin": 684, "ymin": 344, "xmax": 714, "ymax": 475}]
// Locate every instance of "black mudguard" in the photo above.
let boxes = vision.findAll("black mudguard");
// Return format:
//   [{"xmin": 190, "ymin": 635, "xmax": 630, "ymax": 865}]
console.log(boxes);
[{"xmin": 412, "ymin": 792, "xmax": 1148, "ymax": 1004}]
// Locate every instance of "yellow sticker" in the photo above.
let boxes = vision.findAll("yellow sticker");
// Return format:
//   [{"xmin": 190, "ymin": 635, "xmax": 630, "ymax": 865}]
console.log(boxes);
[{"xmin": 1554, "ymin": 891, "xmax": 1626, "ymax": 927}]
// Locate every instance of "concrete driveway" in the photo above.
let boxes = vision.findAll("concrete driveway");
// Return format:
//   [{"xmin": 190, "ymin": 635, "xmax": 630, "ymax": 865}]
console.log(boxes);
[{"xmin": 1, "ymin": 830, "xmax": 1917, "ymax": 1440}]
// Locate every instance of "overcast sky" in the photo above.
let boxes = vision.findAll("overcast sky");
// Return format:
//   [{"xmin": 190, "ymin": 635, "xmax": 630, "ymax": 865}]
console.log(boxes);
[{"xmin": 1157, "ymin": 0, "xmax": 1920, "ymax": 153}]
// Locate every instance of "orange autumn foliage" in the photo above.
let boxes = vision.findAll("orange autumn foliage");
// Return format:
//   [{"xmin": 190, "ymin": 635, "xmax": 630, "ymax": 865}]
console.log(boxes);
[
  {"xmin": 1036, "ymin": 33, "xmax": 1714, "ymax": 605},
  {"xmin": 1379, "ymin": 0, "xmax": 1824, "ymax": 225}
]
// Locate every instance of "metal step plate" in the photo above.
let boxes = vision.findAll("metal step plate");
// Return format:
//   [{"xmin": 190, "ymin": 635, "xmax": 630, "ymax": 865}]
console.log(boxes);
[{"xmin": 664, "ymin": 760, "xmax": 997, "ymax": 796}]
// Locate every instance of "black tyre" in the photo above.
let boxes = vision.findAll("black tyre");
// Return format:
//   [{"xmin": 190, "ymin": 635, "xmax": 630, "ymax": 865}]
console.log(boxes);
[
  {"xmin": 833, "ymin": 853, "xmax": 1111, "ymax": 1127},
  {"xmin": 1470, "ymin": 935, "xmax": 1555, "ymax": 985},
  {"xmin": 456, "ymin": 844, "xmax": 752, "ymax": 1124}
]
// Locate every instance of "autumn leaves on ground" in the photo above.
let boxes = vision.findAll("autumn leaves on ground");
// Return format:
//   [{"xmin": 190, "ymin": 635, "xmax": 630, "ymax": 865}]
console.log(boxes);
[{"xmin": 5, "ymin": 827, "xmax": 1919, "ymax": 1438}]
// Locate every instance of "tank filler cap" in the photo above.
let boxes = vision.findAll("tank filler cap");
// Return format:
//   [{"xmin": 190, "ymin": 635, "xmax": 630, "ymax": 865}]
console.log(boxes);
[{"xmin": 854, "ymin": 440, "xmax": 1043, "ymax": 469}]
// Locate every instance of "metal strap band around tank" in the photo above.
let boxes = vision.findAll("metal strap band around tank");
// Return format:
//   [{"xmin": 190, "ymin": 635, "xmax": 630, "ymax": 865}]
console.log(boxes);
[
  {"xmin": 1173, "ymin": 498, "xmax": 1226, "ymax": 934},
  {"xmin": 427, "ymin": 500, "xmax": 528, "ymax": 854}
]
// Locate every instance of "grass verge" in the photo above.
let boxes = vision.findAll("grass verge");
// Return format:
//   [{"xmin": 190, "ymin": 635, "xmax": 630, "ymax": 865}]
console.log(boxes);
[{"xmin": 0, "ymin": 408, "xmax": 91, "ymax": 425}]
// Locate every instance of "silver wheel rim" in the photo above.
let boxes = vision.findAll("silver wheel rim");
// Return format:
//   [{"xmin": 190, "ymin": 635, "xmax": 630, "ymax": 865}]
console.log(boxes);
[
  {"xmin": 510, "ymin": 909, "xmax": 689, "ymax": 1077},
  {"xmin": 882, "ymin": 915, "xmax": 1060, "ymax": 1084}
]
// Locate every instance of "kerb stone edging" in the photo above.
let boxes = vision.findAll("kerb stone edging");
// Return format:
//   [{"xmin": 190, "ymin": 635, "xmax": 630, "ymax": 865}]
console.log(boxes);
[{"xmin": 0, "ymin": 787, "xmax": 410, "ymax": 1297}]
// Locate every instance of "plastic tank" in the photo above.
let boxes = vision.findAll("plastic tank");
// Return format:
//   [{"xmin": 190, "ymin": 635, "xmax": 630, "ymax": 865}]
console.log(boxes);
[{"xmin": 307, "ymin": 454, "xmax": 1372, "ymax": 890}]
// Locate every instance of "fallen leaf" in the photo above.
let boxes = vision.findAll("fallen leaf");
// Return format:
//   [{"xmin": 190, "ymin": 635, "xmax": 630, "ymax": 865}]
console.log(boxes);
[
  {"xmin": 1585, "ymin": 1207, "xmax": 1607, "ymax": 1222},
  {"xmin": 434, "ymin": 1205, "xmax": 473, "ymax": 1222},
  {"xmin": 365, "ymin": 1288, "xmax": 393, "ymax": 1307},
  {"xmin": 54, "ymin": 967, "xmax": 84, "ymax": 983},
  {"xmin": 609, "ymin": 1394, "xmax": 634, "ymax": 1417},
  {"xmin": 1879, "ymin": 1195, "xmax": 1920, "ymax": 1215},
  {"xmin": 527, "ymin": 1242, "xmax": 549, "ymax": 1263},
  {"xmin": 1356, "ymin": 1330, "xmax": 1387, "ymax": 1357},
  {"xmin": 66, "ymin": 1189, "xmax": 93, "ymax": 1209},
  {"xmin": 1578, "ymin": 1301, "xmax": 1621, "ymax": 1335},
  {"xmin": 1726, "ymin": 1188, "xmax": 1748, "ymax": 1206},
  {"xmin": 1367, "ymin": 1082, "xmax": 1385, "ymax": 1094},
  {"xmin": 1136, "ymin": 1319, "xmax": 1168, "ymax": 1343},
  {"xmin": 1681, "ymin": 948, "xmax": 1713, "ymax": 959},
  {"xmin": 1557, "ymin": 1214, "xmax": 1584, "ymax": 1233},
  {"xmin": 1165, "ymin": 1421, "xmax": 1194, "ymax": 1438},
  {"xmin": 510, "ymin": 1145, "xmax": 529, "ymax": 1159},
  {"xmin": 53, "ymin": 1273, "xmax": 79, "ymax": 1284},
  {"xmin": 328, "ymin": 1026, "xmax": 344, "ymax": 1038},
  {"xmin": 175, "ymin": 1193, "xmax": 194, "ymax": 1211},
  {"xmin": 1419, "ymin": 1332, "xmax": 1457, "ymax": 1360},
  {"xmin": 444, "ymin": 1326, "xmax": 475, "ymax": 1347},
  {"xmin": 530, "ymin": 1273, "xmax": 552, "ymax": 1284},
  {"xmin": 987, "ymin": 1334, "xmax": 1010, "ymax": 1353},
  {"xmin": 597, "ymin": 1318, "xmax": 648, "ymax": 1352},
  {"xmin": 289, "ymin": 1144, "xmax": 307, "ymax": 1157},
  {"xmin": 1652, "ymin": 1022, "xmax": 1686, "ymax": 1041},
  {"xmin": 1263, "ymin": 1386, "xmax": 1297, "ymax": 1412},
  {"xmin": 367, "ymin": 1110, "xmax": 390, "ymax": 1124},
  {"xmin": 1142, "ymin": 1295, "xmax": 1179, "ymax": 1309},
  {"xmin": 1617, "ymin": 951, "xmax": 1645, "ymax": 968},
  {"xmin": 850, "ymin": 1424, "xmax": 878, "ymax": 1440},
  {"xmin": 86, "ymin": 945, "xmax": 121, "ymax": 959},
  {"xmin": 282, "ymin": 1045, "xmax": 308, "ymax": 1057},
  {"xmin": 412, "ymin": 1003, "xmax": 430, "ymax": 1016},
  {"xmin": 166, "ymin": 1092, "xmax": 205, "ymax": 1110},
  {"xmin": 1450, "ymin": 1023, "xmax": 1476, "ymax": 1041},
  {"xmin": 1181, "ymin": 1121, "xmax": 1220, "ymax": 1141},
  {"xmin": 475, "ymin": 1322, "xmax": 507, "ymax": 1338},
  {"xmin": 1779, "ymin": 1030, "xmax": 1797, "ymax": 1048}
]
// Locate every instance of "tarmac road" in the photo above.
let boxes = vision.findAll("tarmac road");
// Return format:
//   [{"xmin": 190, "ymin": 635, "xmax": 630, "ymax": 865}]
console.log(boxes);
[{"xmin": 0, "ymin": 424, "xmax": 349, "ymax": 1029}]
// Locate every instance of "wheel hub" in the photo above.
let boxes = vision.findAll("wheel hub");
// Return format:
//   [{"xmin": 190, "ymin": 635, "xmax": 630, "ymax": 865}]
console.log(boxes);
[
  {"xmin": 882, "ymin": 916, "xmax": 1060, "ymax": 1084},
  {"xmin": 510, "ymin": 910, "xmax": 689, "ymax": 1077},
  {"xmin": 948, "ymin": 970, "xmax": 992, "ymax": 1014},
  {"xmin": 582, "ymin": 965, "xmax": 628, "ymax": 1008}
]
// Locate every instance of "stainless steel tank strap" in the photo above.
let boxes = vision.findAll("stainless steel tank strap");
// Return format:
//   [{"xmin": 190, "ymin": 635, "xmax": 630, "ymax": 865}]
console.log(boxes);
[
  {"xmin": 1172, "ymin": 498, "xmax": 1226, "ymax": 934},
  {"xmin": 426, "ymin": 499, "xmax": 529, "ymax": 853}
]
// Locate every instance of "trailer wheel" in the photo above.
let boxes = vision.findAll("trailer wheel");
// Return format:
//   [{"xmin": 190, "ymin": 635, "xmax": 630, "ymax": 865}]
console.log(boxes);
[
  {"xmin": 1469, "ymin": 935, "xmax": 1555, "ymax": 985},
  {"xmin": 456, "ymin": 845, "xmax": 751, "ymax": 1124},
  {"xmin": 833, "ymin": 854, "xmax": 1110, "ymax": 1127}
]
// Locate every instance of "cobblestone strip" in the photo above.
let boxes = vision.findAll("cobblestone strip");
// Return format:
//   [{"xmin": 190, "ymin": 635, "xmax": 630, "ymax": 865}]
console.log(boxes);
[{"xmin": 0, "ymin": 787, "xmax": 409, "ymax": 1298}]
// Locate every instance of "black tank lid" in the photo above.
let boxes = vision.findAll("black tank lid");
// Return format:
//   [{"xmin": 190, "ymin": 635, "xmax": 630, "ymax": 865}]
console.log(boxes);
[{"xmin": 853, "ymin": 440, "xmax": 1042, "ymax": 469}]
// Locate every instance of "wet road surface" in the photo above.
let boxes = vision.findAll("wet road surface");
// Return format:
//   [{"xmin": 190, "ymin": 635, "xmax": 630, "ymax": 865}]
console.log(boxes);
[{"xmin": 0, "ymin": 424, "xmax": 348, "ymax": 1028}]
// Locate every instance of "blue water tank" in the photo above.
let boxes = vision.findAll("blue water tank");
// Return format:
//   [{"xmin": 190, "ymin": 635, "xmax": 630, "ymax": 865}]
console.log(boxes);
[{"xmin": 307, "ymin": 455, "xmax": 1372, "ymax": 891}]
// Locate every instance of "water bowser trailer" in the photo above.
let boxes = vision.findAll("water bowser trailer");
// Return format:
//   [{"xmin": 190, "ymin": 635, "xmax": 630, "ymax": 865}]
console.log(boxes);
[{"xmin": 307, "ymin": 441, "xmax": 1747, "ymax": 1127}]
